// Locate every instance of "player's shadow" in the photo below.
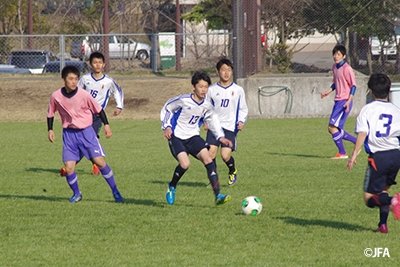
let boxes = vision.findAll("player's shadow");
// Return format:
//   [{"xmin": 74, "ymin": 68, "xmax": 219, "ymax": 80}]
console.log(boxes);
[
  {"xmin": 26, "ymin": 167, "xmax": 88, "ymax": 175},
  {"xmin": 275, "ymin": 216, "xmax": 371, "ymax": 232},
  {"xmin": 265, "ymin": 152, "xmax": 329, "ymax": 159},
  {"xmin": 0, "ymin": 194, "xmax": 66, "ymax": 202},
  {"xmin": 117, "ymin": 198, "xmax": 161, "ymax": 207},
  {"xmin": 151, "ymin": 180, "xmax": 207, "ymax": 188}
]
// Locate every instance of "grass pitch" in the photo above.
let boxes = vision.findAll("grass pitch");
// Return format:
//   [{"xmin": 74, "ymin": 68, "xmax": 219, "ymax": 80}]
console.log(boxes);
[{"xmin": 0, "ymin": 118, "xmax": 399, "ymax": 266}]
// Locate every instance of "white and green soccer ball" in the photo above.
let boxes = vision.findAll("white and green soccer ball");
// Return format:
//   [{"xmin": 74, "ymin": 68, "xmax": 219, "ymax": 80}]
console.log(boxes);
[{"xmin": 241, "ymin": 196, "xmax": 262, "ymax": 216}]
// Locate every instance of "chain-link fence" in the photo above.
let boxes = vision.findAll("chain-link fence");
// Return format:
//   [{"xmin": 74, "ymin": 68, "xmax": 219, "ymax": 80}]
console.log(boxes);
[{"xmin": 0, "ymin": 32, "xmax": 231, "ymax": 74}]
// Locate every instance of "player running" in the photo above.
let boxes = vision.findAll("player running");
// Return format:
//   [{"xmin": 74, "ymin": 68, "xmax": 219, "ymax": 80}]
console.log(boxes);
[
  {"xmin": 347, "ymin": 73, "xmax": 400, "ymax": 233},
  {"xmin": 204, "ymin": 58, "xmax": 248, "ymax": 186},
  {"xmin": 160, "ymin": 71, "xmax": 232, "ymax": 206},
  {"xmin": 60, "ymin": 52, "xmax": 124, "ymax": 176}
]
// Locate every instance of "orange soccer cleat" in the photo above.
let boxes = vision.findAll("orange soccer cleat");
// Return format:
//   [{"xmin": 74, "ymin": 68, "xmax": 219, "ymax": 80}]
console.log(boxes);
[{"xmin": 92, "ymin": 164, "xmax": 100, "ymax": 175}]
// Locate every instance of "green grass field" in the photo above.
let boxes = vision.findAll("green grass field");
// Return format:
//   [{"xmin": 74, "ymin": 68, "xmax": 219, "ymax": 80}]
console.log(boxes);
[{"xmin": 0, "ymin": 118, "xmax": 399, "ymax": 266}]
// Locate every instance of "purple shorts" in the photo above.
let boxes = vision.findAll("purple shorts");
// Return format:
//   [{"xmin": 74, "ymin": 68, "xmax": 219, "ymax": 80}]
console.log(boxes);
[
  {"xmin": 62, "ymin": 126, "xmax": 106, "ymax": 162},
  {"xmin": 329, "ymin": 100, "xmax": 353, "ymax": 129}
]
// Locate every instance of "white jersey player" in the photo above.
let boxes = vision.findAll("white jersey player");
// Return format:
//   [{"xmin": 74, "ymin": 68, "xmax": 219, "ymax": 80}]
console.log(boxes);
[
  {"xmin": 347, "ymin": 74, "xmax": 400, "ymax": 234},
  {"xmin": 160, "ymin": 71, "xmax": 232, "ymax": 206},
  {"xmin": 78, "ymin": 52, "xmax": 124, "ymax": 136},
  {"xmin": 205, "ymin": 58, "xmax": 248, "ymax": 186}
]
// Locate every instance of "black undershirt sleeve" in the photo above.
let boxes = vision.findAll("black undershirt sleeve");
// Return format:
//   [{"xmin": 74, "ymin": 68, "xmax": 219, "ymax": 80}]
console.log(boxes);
[
  {"xmin": 98, "ymin": 109, "xmax": 109, "ymax": 125},
  {"xmin": 47, "ymin": 117, "xmax": 54, "ymax": 131}
]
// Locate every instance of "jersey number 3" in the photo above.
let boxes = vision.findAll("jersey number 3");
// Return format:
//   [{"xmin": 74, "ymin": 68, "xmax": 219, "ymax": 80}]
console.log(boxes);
[{"xmin": 376, "ymin": 114, "xmax": 392, "ymax": 137}]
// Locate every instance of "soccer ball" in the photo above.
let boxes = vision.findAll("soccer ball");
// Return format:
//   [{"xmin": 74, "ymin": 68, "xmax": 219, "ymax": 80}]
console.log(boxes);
[{"xmin": 241, "ymin": 196, "xmax": 262, "ymax": 216}]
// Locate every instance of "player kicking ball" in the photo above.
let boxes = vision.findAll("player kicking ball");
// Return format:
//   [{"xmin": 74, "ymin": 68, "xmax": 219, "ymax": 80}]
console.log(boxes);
[
  {"xmin": 47, "ymin": 65, "xmax": 123, "ymax": 203},
  {"xmin": 347, "ymin": 73, "xmax": 400, "ymax": 233},
  {"xmin": 160, "ymin": 71, "xmax": 232, "ymax": 206}
]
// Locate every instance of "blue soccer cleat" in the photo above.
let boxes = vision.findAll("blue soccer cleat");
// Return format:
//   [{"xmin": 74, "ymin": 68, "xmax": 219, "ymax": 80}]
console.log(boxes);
[
  {"xmin": 69, "ymin": 193, "xmax": 82, "ymax": 203},
  {"xmin": 215, "ymin": 193, "xmax": 231, "ymax": 205},
  {"xmin": 166, "ymin": 183, "xmax": 176, "ymax": 205},
  {"xmin": 113, "ymin": 190, "xmax": 124, "ymax": 203}
]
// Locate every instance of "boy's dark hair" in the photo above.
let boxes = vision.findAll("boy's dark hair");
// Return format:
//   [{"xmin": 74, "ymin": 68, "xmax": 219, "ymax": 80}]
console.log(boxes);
[
  {"xmin": 216, "ymin": 58, "xmax": 233, "ymax": 71},
  {"xmin": 61, "ymin": 65, "xmax": 80, "ymax": 79},
  {"xmin": 191, "ymin": 71, "xmax": 211, "ymax": 86},
  {"xmin": 332, "ymin": 44, "xmax": 346, "ymax": 56},
  {"xmin": 89, "ymin": 52, "xmax": 105, "ymax": 64},
  {"xmin": 368, "ymin": 73, "xmax": 391, "ymax": 99}
]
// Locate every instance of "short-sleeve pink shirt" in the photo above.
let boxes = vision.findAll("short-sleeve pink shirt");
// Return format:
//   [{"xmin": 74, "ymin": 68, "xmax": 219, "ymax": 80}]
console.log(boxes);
[{"xmin": 47, "ymin": 87, "xmax": 103, "ymax": 129}]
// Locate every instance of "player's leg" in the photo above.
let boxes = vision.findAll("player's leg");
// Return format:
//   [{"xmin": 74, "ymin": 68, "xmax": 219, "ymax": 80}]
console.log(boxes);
[
  {"xmin": 165, "ymin": 136, "xmax": 189, "ymax": 204},
  {"xmin": 328, "ymin": 101, "xmax": 348, "ymax": 158},
  {"xmin": 80, "ymin": 127, "xmax": 123, "ymax": 202},
  {"xmin": 337, "ymin": 100, "xmax": 356, "ymax": 144},
  {"xmin": 91, "ymin": 114, "xmax": 103, "ymax": 175},
  {"xmin": 194, "ymin": 135, "xmax": 231, "ymax": 205},
  {"xmin": 363, "ymin": 151, "xmax": 400, "ymax": 232},
  {"xmin": 62, "ymin": 129, "xmax": 82, "ymax": 203},
  {"xmin": 206, "ymin": 130, "xmax": 219, "ymax": 171},
  {"xmin": 220, "ymin": 130, "xmax": 237, "ymax": 185}
]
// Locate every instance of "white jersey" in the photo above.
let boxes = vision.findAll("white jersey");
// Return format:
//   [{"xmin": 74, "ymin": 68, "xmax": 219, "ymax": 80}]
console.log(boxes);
[
  {"xmin": 206, "ymin": 82, "xmax": 248, "ymax": 132},
  {"xmin": 78, "ymin": 73, "xmax": 124, "ymax": 110},
  {"xmin": 160, "ymin": 94, "xmax": 225, "ymax": 140},
  {"xmin": 355, "ymin": 100, "xmax": 400, "ymax": 153}
]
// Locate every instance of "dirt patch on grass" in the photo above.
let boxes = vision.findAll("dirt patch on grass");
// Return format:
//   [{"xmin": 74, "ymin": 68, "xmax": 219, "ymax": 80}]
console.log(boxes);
[{"xmin": 0, "ymin": 74, "xmax": 199, "ymax": 122}]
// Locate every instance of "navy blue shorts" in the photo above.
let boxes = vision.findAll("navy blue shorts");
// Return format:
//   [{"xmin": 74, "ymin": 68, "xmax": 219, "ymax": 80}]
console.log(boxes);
[
  {"xmin": 205, "ymin": 129, "xmax": 237, "ymax": 151},
  {"xmin": 92, "ymin": 114, "xmax": 102, "ymax": 138},
  {"xmin": 363, "ymin": 149, "xmax": 400, "ymax": 194},
  {"xmin": 329, "ymin": 100, "xmax": 352, "ymax": 129},
  {"xmin": 168, "ymin": 135, "xmax": 207, "ymax": 159}
]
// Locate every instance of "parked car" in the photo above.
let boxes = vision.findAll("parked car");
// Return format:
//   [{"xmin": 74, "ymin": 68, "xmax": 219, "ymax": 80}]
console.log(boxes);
[
  {"xmin": 8, "ymin": 50, "xmax": 56, "ymax": 74},
  {"xmin": 0, "ymin": 64, "xmax": 30, "ymax": 74},
  {"xmin": 82, "ymin": 35, "xmax": 151, "ymax": 61},
  {"xmin": 43, "ymin": 60, "xmax": 90, "ymax": 73},
  {"xmin": 70, "ymin": 40, "xmax": 84, "ymax": 60},
  {"xmin": 370, "ymin": 36, "xmax": 397, "ymax": 60}
]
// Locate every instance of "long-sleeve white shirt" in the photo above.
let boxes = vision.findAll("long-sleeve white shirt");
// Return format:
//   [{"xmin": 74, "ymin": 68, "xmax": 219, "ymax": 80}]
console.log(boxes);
[
  {"xmin": 206, "ymin": 82, "xmax": 248, "ymax": 132},
  {"xmin": 78, "ymin": 73, "xmax": 124, "ymax": 110},
  {"xmin": 160, "ymin": 94, "xmax": 225, "ymax": 140}
]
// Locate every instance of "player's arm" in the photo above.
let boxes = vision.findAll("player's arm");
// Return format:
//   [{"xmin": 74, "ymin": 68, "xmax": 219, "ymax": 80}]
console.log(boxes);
[
  {"xmin": 111, "ymin": 80, "xmax": 124, "ymax": 116},
  {"xmin": 47, "ymin": 117, "xmax": 55, "ymax": 143},
  {"xmin": 347, "ymin": 131, "xmax": 366, "ymax": 170},
  {"xmin": 160, "ymin": 97, "xmax": 181, "ymax": 131},
  {"xmin": 98, "ymin": 109, "xmax": 112, "ymax": 139},
  {"xmin": 204, "ymin": 110, "xmax": 231, "ymax": 147},
  {"xmin": 321, "ymin": 84, "xmax": 334, "ymax": 99},
  {"xmin": 237, "ymin": 91, "xmax": 249, "ymax": 131}
]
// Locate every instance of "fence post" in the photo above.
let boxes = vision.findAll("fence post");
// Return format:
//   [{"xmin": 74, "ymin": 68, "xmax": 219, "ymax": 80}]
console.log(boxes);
[
  {"xmin": 59, "ymin": 35, "xmax": 65, "ymax": 71},
  {"xmin": 151, "ymin": 34, "xmax": 157, "ymax": 73}
]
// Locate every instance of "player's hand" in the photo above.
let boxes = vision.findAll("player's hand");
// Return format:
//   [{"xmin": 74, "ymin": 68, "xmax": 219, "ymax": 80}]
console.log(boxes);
[
  {"xmin": 347, "ymin": 155, "xmax": 357, "ymax": 170},
  {"xmin": 163, "ymin": 127, "xmax": 172, "ymax": 139},
  {"xmin": 321, "ymin": 90, "xmax": 330, "ymax": 99},
  {"xmin": 203, "ymin": 122, "xmax": 209, "ymax": 130},
  {"xmin": 104, "ymin": 124, "xmax": 112, "ymax": 139},
  {"xmin": 48, "ymin": 130, "xmax": 55, "ymax": 143},
  {"xmin": 113, "ymin": 108, "xmax": 122, "ymax": 116},
  {"xmin": 219, "ymin": 137, "xmax": 232, "ymax": 148},
  {"xmin": 343, "ymin": 101, "xmax": 351, "ymax": 113},
  {"xmin": 237, "ymin": 122, "xmax": 244, "ymax": 131}
]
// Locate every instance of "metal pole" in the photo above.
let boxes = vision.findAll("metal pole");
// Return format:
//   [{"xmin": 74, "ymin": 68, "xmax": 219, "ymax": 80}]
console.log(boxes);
[
  {"xmin": 28, "ymin": 0, "xmax": 33, "ymax": 49},
  {"xmin": 103, "ymin": 0, "xmax": 110, "ymax": 72},
  {"xmin": 175, "ymin": 0, "xmax": 181, "ymax": 71},
  {"xmin": 60, "ymin": 35, "xmax": 65, "ymax": 72},
  {"xmin": 232, "ymin": 0, "xmax": 243, "ymax": 81}
]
